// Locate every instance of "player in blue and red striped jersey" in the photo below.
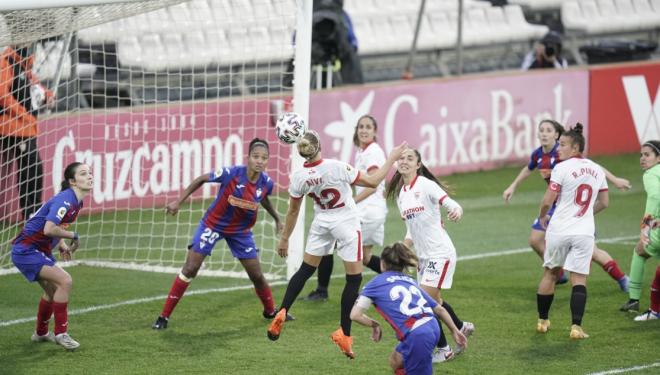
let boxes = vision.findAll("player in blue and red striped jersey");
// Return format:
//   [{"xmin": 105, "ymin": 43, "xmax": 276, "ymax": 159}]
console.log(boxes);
[
  {"xmin": 152, "ymin": 138, "xmax": 286, "ymax": 330},
  {"xmin": 351, "ymin": 242, "xmax": 467, "ymax": 375},
  {"xmin": 11, "ymin": 162, "xmax": 92, "ymax": 350},
  {"xmin": 503, "ymin": 119, "xmax": 631, "ymax": 288}
]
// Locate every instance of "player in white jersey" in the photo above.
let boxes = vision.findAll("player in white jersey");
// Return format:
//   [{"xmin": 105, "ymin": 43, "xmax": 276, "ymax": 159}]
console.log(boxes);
[
  {"xmin": 535, "ymin": 123, "xmax": 609, "ymax": 340},
  {"xmin": 306, "ymin": 115, "xmax": 389, "ymax": 301},
  {"xmin": 385, "ymin": 148, "xmax": 474, "ymax": 363},
  {"xmin": 267, "ymin": 130, "xmax": 407, "ymax": 359}
]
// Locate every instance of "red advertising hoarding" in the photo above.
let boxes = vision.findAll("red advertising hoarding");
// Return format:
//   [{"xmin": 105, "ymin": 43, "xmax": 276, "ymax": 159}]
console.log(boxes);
[{"xmin": 588, "ymin": 61, "xmax": 660, "ymax": 155}]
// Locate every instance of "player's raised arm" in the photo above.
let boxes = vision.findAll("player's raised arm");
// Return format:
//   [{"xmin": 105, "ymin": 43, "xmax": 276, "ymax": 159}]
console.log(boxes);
[
  {"xmin": 503, "ymin": 166, "xmax": 532, "ymax": 202},
  {"xmin": 166, "ymin": 174, "xmax": 210, "ymax": 215},
  {"xmin": 260, "ymin": 195, "xmax": 282, "ymax": 233},
  {"xmin": 355, "ymin": 141, "xmax": 407, "ymax": 188},
  {"xmin": 602, "ymin": 167, "xmax": 632, "ymax": 191}
]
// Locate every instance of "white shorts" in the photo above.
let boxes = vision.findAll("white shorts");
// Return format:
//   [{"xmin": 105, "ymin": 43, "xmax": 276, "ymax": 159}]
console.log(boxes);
[
  {"xmin": 305, "ymin": 215, "xmax": 362, "ymax": 262},
  {"xmin": 360, "ymin": 216, "xmax": 385, "ymax": 246},
  {"xmin": 417, "ymin": 256, "xmax": 456, "ymax": 289},
  {"xmin": 543, "ymin": 234, "xmax": 594, "ymax": 275}
]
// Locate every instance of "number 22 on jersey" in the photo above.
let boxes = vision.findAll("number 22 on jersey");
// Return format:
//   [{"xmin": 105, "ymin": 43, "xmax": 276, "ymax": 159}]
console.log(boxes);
[{"xmin": 390, "ymin": 284, "xmax": 433, "ymax": 316}]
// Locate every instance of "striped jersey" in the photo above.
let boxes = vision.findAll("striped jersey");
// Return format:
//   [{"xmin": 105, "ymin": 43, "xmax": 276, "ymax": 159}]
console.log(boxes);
[
  {"xmin": 358, "ymin": 271, "xmax": 438, "ymax": 341},
  {"xmin": 528, "ymin": 143, "xmax": 560, "ymax": 182},
  {"xmin": 12, "ymin": 188, "xmax": 83, "ymax": 255},
  {"xmin": 397, "ymin": 175, "xmax": 456, "ymax": 259},
  {"xmin": 201, "ymin": 166, "xmax": 273, "ymax": 234}
]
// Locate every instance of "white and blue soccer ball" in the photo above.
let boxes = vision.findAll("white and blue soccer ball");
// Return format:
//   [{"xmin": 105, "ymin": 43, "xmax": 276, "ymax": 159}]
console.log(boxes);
[{"xmin": 275, "ymin": 112, "xmax": 306, "ymax": 144}]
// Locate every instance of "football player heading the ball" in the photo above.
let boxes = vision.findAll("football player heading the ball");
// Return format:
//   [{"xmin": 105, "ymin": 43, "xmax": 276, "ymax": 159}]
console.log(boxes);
[
  {"xmin": 351, "ymin": 242, "xmax": 467, "ymax": 375},
  {"xmin": 153, "ymin": 138, "xmax": 289, "ymax": 330},
  {"xmin": 11, "ymin": 162, "xmax": 92, "ymax": 350},
  {"xmin": 267, "ymin": 129, "xmax": 407, "ymax": 359}
]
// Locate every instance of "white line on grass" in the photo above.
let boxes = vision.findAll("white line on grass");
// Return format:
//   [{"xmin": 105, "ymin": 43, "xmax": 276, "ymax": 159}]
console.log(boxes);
[
  {"xmin": 586, "ymin": 362, "xmax": 660, "ymax": 375},
  {"xmin": 0, "ymin": 234, "xmax": 638, "ymax": 328}
]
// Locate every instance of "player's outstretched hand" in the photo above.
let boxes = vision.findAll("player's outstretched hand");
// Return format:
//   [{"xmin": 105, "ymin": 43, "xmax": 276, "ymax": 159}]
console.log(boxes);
[
  {"xmin": 59, "ymin": 240, "xmax": 72, "ymax": 261},
  {"xmin": 447, "ymin": 207, "xmax": 463, "ymax": 222},
  {"xmin": 503, "ymin": 186, "xmax": 514, "ymax": 203},
  {"xmin": 387, "ymin": 141, "xmax": 408, "ymax": 162},
  {"xmin": 277, "ymin": 238, "xmax": 288, "ymax": 258},
  {"xmin": 166, "ymin": 201, "xmax": 180, "ymax": 215},
  {"xmin": 612, "ymin": 177, "xmax": 632, "ymax": 191},
  {"xmin": 371, "ymin": 322, "xmax": 382, "ymax": 342}
]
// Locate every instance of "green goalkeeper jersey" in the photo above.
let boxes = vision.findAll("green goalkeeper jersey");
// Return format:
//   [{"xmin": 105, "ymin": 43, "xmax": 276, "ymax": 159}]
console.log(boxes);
[{"xmin": 644, "ymin": 163, "xmax": 660, "ymax": 219}]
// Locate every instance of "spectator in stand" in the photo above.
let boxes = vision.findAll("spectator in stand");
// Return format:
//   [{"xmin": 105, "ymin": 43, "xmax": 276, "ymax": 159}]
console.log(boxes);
[
  {"xmin": 0, "ymin": 43, "xmax": 54, "ymax": 221},
  {"xmin": 521, "ymin": 31, "xmax": 568, "ymax": 70}
]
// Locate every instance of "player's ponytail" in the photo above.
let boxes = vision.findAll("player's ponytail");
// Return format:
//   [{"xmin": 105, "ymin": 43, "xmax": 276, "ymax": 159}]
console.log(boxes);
[
  {"xmin": 297, "ymin": 130, "xmax": 321, "ymax": 160},
  {"xmin": 60, "ymin": 162, "xmax": 82, "ymax": 191},
  {"xmin": 563, "ymin": 122, "xmax": 586, "ymax": 152},
  {"xmin": 381, "ymin": 242, "xmax": 418, "ymax": 272}
]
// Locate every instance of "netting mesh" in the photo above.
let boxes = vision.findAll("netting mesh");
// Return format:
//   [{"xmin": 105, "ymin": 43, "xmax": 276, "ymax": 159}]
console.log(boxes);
[
  {"xmin": 0, "ymin": 0, "xmax": 299, "ymax": 280},
  {"xmin": 0, "ymin": 1, "xmax": 186, "ymax": 46}
]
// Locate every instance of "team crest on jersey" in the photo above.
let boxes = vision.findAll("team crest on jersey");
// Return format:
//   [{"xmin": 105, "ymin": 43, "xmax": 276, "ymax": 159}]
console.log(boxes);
[
  {"xmin": 415, "ymin": 192, "xmax": 421, "ymax": 199},
  {"xmin": 255, "ymin": 188, "xmax": 262, "ymax": 198}
]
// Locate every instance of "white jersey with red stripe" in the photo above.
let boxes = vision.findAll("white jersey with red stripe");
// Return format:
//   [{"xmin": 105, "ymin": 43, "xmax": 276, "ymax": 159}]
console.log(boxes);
[
  {"xmin": 354, "ymin": 142, "xmax": 387, "ymax": 215},
  {"xmin": 546, "ymin": 157, "xmax": 608, "ymax": 237},
  {"xmin": 397, "ymin": 175, "xmax": 457, "ymax": 259},
  {"xmin": 289, "ymin": 158, "xmax": 360, "ymax": 218}
]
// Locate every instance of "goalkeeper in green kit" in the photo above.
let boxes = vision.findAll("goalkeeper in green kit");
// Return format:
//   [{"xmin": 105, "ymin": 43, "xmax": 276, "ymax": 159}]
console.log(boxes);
[{"xmin": 620, "ymin": 140, "xmax": 660, "ymax": 317}]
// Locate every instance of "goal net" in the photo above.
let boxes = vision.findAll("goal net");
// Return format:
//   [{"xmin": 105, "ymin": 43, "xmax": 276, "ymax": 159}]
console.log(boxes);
[{"xmin": 0, "ymin": 0, "xmax": 309, "ymax": 280}]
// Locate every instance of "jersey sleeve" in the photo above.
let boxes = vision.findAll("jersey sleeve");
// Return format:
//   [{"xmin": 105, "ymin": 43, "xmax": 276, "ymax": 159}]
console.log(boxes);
[
  {"xmin": 548, "ymin": 164, "xmax": 565, "ymax": 192},
  {"xmin": 527, "ymin": 149, "xmax": 539, "ymax": 171},
  {"xmin": 426, "ymin": 179, "xmax": 447, "ymax": 203},
  {"xmin": 339, "ymin": 161, "xmax": 360, "ymax": 185},
  {"xmin": 354, "ymin": 295, "xmax": 373, "ymax": 310},
  {"xmin": 643, "ymin": 171, "xmax": 660, "ymax": 217},
  {"xmin": 209, "ymin": 167, "xmax": 233, "ymax": 184},
  {"xmin": 45, "ymin": 196, "xmax": 69, "ymax": 225},
  {"xmin": 288, "ymin": 172, "xmax": 305, "ymax": 199},
  {"xmin": 266, "ymin": 175, "xmax": 274, "ymax": 196}
]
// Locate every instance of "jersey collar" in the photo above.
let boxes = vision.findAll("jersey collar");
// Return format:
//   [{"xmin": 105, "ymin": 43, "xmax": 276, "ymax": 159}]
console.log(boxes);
[
  {"xmin": 303, "ymin": 159, "xmax": 324, "ymax": 168},
  {"xmin": 403, "ymin": 175, "xmax": 419, "ymax": 192}
]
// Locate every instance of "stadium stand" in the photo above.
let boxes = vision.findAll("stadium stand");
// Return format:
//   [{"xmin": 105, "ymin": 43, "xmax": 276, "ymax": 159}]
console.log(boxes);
[{"xmin": 26, "ymin": 0, "xmax": 660, "ymax": 106}]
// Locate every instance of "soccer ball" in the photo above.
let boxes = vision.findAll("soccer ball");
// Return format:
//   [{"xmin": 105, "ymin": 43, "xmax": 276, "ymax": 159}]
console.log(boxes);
[{"xmin": 275, "ymin": 112, "xmax": 306, "ymax": 144}]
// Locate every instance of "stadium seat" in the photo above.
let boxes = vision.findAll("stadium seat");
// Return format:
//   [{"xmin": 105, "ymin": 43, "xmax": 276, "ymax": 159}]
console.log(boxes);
[
  {"xmin": 34, "ymin": 40, "xmax": 71, "ymax": 81},
  {"xmin": 504, "ymin": 5, "xmax": 549, "ymax": 40},
  {"xmin": 631, "ymin": 0, "xmax": 660, "ymax": 28}
]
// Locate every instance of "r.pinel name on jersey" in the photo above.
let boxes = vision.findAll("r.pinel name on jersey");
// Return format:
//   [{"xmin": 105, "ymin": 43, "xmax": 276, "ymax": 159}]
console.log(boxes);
[
  {"xmin": 402, "ymin": 206, "xmax": 425, "ymax": 220},
  {"xmin": 571, "ymin": 167, "xmax": 599, "ymax": 179}
]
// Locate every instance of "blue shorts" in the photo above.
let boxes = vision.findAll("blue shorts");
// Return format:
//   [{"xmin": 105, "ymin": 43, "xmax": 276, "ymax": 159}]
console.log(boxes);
[
  {"xmin": 532, "ymin": 203, "xmax": 557, "ymax": 231},
  {"xmin": 189, "ymin": 224, "xmax": 258, "ymax": 259},
  {"xmin": 396, "ymin": 320, "xmax": 440, "ymax": 375},
  {"xmin": 11, "ymin": 247, "xmax": 56, "ymax": 282}
]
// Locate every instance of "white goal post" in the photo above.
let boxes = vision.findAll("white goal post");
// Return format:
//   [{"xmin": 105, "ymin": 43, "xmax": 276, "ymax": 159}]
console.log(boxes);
[{"xmin": 0, "ymin": 0, "xmax": 311, "ymax": 281}]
